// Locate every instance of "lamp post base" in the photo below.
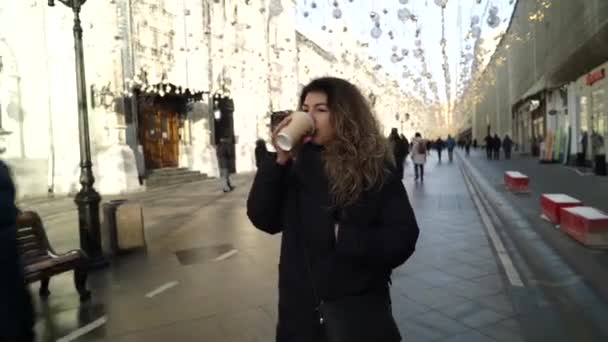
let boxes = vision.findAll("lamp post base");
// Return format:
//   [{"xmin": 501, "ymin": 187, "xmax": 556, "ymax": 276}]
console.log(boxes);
[{"xmin": 75, "ymin": 187, "xmax": 109, "ymax": 270}]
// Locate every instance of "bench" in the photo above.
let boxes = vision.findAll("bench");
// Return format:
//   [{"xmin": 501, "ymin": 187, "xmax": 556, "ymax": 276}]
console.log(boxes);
[
  {"xmin": 504, "ymin": 171, "xmax": 529, "ymax": 192},
  {"xmin": 540, "ymin": 194, "xmax": 583, "ymax": 225},
  {"xmin": 16, "ymin": 211, "xmax": 91, "ymax": 301},
  {"xmin": 560, "ymin": 207, "xmax": 608, "ymax": 247}
]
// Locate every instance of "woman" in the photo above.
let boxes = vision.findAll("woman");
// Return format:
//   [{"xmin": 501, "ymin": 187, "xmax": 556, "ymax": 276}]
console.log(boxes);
[
  {"xmin": 411, "ymin": 133, "xmax": 427, "ymax": 182},
  {"xmin": 247, "ymin": 77, "xmax": 420, "ymax": 342}
]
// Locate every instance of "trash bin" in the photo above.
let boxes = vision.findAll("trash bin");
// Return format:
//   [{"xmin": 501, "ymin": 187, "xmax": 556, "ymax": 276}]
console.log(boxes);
[
  {"xmin": 102, "ymin": 200, "xmax": 146, "ymax": 255},
  {"xmin": 594, "ymin": 155, "xmax": 607, "ymax": 176}
]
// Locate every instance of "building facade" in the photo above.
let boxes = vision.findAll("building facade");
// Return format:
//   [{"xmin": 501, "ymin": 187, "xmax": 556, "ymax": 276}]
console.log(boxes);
[
  {"xmin": 0, "ymin": 0, "xmax": 416, "ymax": 199},
  {"xmin": 456, "ymin": 0, "xmax": 608, "ymax": 169}
]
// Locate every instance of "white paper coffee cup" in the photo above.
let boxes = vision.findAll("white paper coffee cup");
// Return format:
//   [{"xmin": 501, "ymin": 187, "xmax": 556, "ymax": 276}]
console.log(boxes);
[{"xmin": 276, "ymin": 111, "xmax": 314, "ymax": 151}]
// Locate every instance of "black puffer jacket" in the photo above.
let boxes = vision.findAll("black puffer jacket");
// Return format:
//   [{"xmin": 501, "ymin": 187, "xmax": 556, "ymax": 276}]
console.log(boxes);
[
  {"xmin": 0, "ymin": 160, "xmax": 35, "ymax": 342},
  {"xmin": 247, "ymin": 144, "xmax": 420, "ymax": 342}
]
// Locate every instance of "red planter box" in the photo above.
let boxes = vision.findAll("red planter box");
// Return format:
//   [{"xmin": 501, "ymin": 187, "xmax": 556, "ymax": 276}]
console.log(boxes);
[
  {"xmin": 504, "ymin": 171, "xmax": 529, "ymax": 192},
  {"xmin": 561, "ymin": 207, "xmax": 608, "ymax": 247},
  {"xmin": 540, "ymin": 194, "xmax": 582, "ymax": 224}
]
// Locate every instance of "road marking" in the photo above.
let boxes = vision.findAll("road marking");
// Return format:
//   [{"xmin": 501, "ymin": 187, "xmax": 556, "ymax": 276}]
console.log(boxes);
[
  {"xmin": 145, "ymin": 281, "xmax": 179, "ymax": 298},
  {"xmin": 56, "ymin": 316, "xmax": 107, "ymax": 342},
  {"xmin": 461, "ymin": 166, "xmax": 525, "ymax": 288},
  {"xmin": 566, "ymin": 167, "xmax": 593, "ymax": 177},
  {"xmin": 214, "ymin": 249, "xmax": 238, "ymax": 261}
]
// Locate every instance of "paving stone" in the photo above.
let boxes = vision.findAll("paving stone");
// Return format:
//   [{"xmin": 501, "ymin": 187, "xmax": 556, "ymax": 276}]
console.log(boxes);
[{"xmin": 438, "ymin": 301, "xmax": 508, "ymax": 328}]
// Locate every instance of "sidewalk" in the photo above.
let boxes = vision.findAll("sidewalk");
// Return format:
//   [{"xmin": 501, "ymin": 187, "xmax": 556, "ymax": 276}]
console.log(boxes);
[
  {"xmin": 459, "ymin": 149, "xmax": 608, "ymax": 341},
  {"xmin": 465, "ymin": 149, "xmax": 608, "ymax": 212},
  {"xmin": 30, "ymin": 157, "xmax": 525, "ymax": 342}
]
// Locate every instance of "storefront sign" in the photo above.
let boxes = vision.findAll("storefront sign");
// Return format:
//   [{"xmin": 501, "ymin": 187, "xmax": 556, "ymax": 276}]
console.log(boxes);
[{"xmin": 586, "ymin": 68, "xmax": 605, "ymax": 86}]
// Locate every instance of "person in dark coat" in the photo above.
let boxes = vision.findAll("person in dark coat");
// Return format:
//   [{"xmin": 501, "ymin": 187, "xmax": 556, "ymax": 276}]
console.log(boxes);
[
  {"xmin": 255, "ymin": 139, "xmax": 269, "ymax": 168},
  {"xmin": 435, "ymin": 137, "xmax": 445, "ymax": 162},
  {"xmin": 216, "ymin": 137, "xmax": 234, "ymax": 192},
  {"xmin": 247, "ymin": 77, "xmax": 419, "ymax": 342},
  {"xmin": 400, "ymin": 134, "xmax": 410, "ymax": 161},
  {"xmin": 503, "ymin": 135, "xmax": 513, "ymax": 159},
  {"xmin": 493, "ymin": 134, "xmax": 502, "ymax": 160},
  {"xmin": 0, "ymin": 160, "xmax": 35, "ymax": 342},
  {"xmin": 465, "ymin": 138, "xmax": 471, "ymax": 156},
  {"xmin": 473, "ymin": 138, "xmax": 478, "ymax": 149},
  {"xmin": 484, "ymin": 134, "xmax": 493, "ymax": 160},
  {"xmin": 389, "ymin": 128, "xmax": 407, "ymax": 179}
]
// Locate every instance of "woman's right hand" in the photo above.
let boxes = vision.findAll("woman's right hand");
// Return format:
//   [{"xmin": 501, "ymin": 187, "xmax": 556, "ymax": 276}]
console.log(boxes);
[{"xmin": 272, "ymin": 115, "xmax": 293, "ymax": 165}]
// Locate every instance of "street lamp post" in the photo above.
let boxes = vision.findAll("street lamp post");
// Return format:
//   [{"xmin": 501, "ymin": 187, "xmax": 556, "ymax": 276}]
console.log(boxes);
[{"xmin": 48, "ymin": 0, "xmax": 107, "ymax": 268}]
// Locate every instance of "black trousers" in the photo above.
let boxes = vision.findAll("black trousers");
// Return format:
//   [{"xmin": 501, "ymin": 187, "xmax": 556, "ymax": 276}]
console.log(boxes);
[{"xmin": 414, "ymin": 164, "xmax": 424, "ymax": 180}]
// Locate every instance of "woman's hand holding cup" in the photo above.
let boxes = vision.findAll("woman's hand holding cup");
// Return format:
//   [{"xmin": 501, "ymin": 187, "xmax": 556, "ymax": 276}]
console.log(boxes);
[{"xmin": 272, "ymin": 115, "xmax": 294, "ymax": 165}]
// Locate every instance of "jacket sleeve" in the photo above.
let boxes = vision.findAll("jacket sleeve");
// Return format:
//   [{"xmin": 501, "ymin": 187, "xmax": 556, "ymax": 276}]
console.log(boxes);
[
  {"xmin": 335, "ymin": 175, "xmax": 420, "ymax": 269},
  {"xmin": 246, "ymin": 154, "xmax": 290, "ymax": 235}
]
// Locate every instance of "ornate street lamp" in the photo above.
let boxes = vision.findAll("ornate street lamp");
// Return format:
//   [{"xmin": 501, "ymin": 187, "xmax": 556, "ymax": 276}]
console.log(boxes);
[{"xmin": 48, "ymin": 0, "xmax": 107, "ymax": 268}]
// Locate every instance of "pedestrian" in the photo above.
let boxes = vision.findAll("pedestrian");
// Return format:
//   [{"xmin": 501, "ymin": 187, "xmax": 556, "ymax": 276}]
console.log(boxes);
[
  {"xmin": 493, "ymin": 134, "xmax": 502, "ymax": 160},
  {"xmin": 484, "ymin": 134, "xmax": 493, "ymax": 160},
  {"xmin": 412, "ymin": 133, "xmax": 428, "ymax": 182},
  {"xmin": 255, "ymin": 138, "xmax": 269, "ymax": 168},
  {"xmin": 503, "ymin": 135, "xmax": 513, "ymax": 160},
  {"xmin": 465, "ymin": 138, "xmax": 471, "ymax": 156},
  {"xmin": 446, "ymin": 135, "xmax": 456, "ymax": 163},
  {"xmin": 0, "ymin": 160, "xmax": 36, "ymax": 342},
  {"xmin": 216, "ymin": 137, "xmax": 235, "ymax": 192},
  {"xmin": 389, "ymin": 128, "xmax": 407, "ymax": 180},
  {"xmin": 435, "ymin": 137, "xmax": 445, "ymax": 162},
  {"xmin": 473, "ymin": 138, "xmax": 478, "ymax": 149},
  {"xmin": 400, "ymin": 134, "xmax": 410, "ymax": 162},
  {"xmin": 426, "ymin": 140, "xmax": 432, "ymax": 156},
  {"xmin": 247, "ymin": 77, "xmax": 419, "ymax": 342}
]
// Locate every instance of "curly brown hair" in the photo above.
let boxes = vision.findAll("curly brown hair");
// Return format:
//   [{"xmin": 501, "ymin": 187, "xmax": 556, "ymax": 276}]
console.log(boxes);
[{"xmin": 299, "ymin": 77, "xmax": 394, "ymax": 208}]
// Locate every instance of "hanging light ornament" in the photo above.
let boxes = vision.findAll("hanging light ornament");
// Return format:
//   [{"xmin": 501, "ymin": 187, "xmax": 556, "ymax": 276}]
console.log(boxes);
[
  {"xmin": 470, "ymin": 15, "xmax": 480, "ymax": 26},
  {"xmin": 392, "ymin": 46, "xmax": 398, "ymax": 52},
  {"xmin": 333, "ymin": 8, "xmax": 342, "ymax": 19},
  {"xmin": 371, "ymin": 26, "xmax": 382, "ymax": 39},
  {"xmin": 401, "ymin": 48, "xmax": 409, "ymax": 56},
  {"xmin": 471, "ymin": 26, "xmax": 481, "ymax": 38},
  {"xmin": 434, "ymin": 0, "xmax": 448, "ymax": 8},
  {"xmin": 311, "ymin": 2, "xmax": 317, "ymax": 9},
  {"xmin": 370, "ymin": 11, "xmax": 380, "ymax": 23},
  {"xmin": 397, "ymin": 8, "xmax": 411, "ymax": 22},
  {"xmin": 303, "ymin": 11, "xmax": 309, "ymax": 18},
  {"xmin": 399, "ymin": 0, "xmax": 408, "ymax": 4},
  {"xmin": 487, "ymin": 15, "xmax": 500, "ymax": 28},
  {"xmin": 489, "ymin": 6, "xmax": 499, "ymax": 16},
  {"xmin": 391, "ymin": 54, "xmax": 400, "ymax": 63}
]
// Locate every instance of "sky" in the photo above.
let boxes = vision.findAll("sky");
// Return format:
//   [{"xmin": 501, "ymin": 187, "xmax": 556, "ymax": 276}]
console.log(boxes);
[{"xmin": 295, "ymin": 0, "xmax": 516, "ymax": 112}]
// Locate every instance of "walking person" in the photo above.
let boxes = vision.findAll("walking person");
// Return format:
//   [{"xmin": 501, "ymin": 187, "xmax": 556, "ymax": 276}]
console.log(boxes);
[
  {"xmin": 412, "ymin": 133, "xmax": 427, "ymax": 182},
  {"xmin": 493, "ymin": 134, "xmax": 502, "ymax": 160},
  {"xmin": 216, "ymin": 137, "xmax": 235, "ymax": 192},
  {"xmin": 465, "ymin": 138, "xmax": 471, "ymax": 156},
  {"xmin": 435, "ymin": 137, "xmax": 445, "ymax": 163},
  {"xmin": 247, "ymin": 77, "xmax": 419, "ymax": 342},
  {"xmin": 389, "ymin": 128, "xmax": 407, "ymax": 179},
  {"xmin": 0, "ymin": 160, "xmax": 36, "ymax": 342},
  {"xmin": 400, "ymin": 134, "xmax": 410, "ymax": 163},
  {"xmin": 484, "ymin": 134, "xmax": 493, "ymax": 160},
  {"xmin": 503, "ymin": 135, "xmax": 513, "ymax": 160},
  {"xmin": 446, "ymin": 135, "xmax": 456, "ymax": 163}
]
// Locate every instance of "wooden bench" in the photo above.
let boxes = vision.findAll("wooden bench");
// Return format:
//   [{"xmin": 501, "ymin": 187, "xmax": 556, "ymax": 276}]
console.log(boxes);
[{"xmin": 16, "ymin": 211, "xmax": 91, "ymax": 301}]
